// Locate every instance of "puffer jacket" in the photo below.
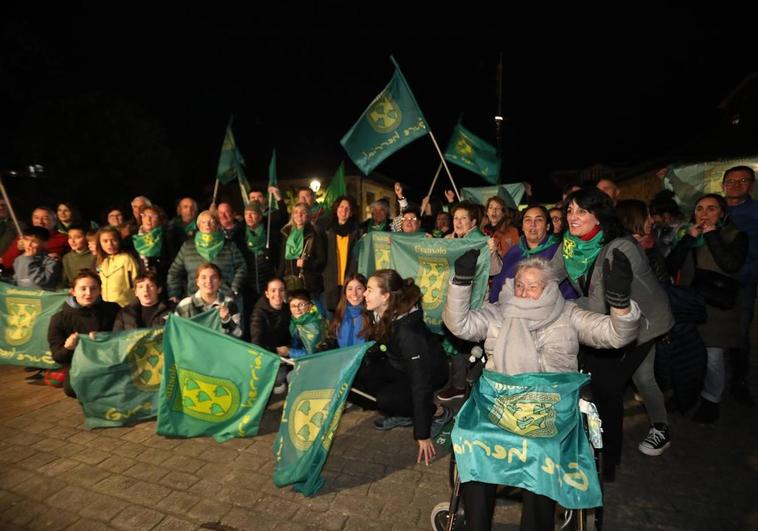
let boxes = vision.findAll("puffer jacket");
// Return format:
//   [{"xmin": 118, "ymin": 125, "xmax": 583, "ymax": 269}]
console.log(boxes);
[
  {"xmin": 551, "ymin": 236, "xmax": 673, "ymax": 344},
  {"xmin": 443, "ymin": 281, "xmax": 641, "ymax": 373}
]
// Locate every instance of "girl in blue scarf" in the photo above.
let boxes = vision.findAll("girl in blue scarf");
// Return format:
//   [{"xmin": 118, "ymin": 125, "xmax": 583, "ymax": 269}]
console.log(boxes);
[{"xmin": 327, "ymin": 274, "xmax": 369, "ymax": 348}]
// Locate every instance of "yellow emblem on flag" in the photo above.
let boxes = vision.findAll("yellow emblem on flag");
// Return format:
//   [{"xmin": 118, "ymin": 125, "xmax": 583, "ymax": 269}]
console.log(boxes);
[
  {"xmin": 368, "ymin": 94, "xmax": 402, "ymax": 133},
  {"xmin": 455, "ymin": 136, "xmax": 474, "ymax": 158},
  {"xmin": 489, "ymin": 391, "xmax": 560, "ymax": 438},
  {"xmin": 5, "ymin": 297, "xmax": 41, "ymax": 346},
  {"xmin": 173, "ymin": 368, "xmax": 240, "ymax": 423},
  {"xmin": 128, "ymin": 333, "xmax": 164, "ymax": 391},
  {"xmin": 289, "ymin": 389, "xmax": 334, "ymax": 452},
  {"xmin": 418, "ymin": 257, "xmax": 449, "ymax": 311}
]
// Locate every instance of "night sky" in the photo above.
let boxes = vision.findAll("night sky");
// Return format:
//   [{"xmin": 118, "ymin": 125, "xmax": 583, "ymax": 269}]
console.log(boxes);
[{"xmin": 1, "ymin": 4, "xmax": 756, "ymax": 218}]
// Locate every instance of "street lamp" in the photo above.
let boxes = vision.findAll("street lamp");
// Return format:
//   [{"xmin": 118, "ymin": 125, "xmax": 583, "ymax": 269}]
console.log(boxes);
[{"xmin": 309, "ymin": 178, "xmax": 321, "ymax": 193}]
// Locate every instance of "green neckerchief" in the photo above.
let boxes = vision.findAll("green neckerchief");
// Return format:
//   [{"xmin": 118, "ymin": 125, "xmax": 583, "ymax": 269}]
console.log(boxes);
[
  {"xmin": 285, "ymin": 227, "xmax": 304, "ymax": 260},
  {"xmin": 562, "ymin": 229, "xmax": 605, "ymax": 281},
  {"xmin": 133, "ymin": 226, "xmax": 164, "ymax": 258},
  {"xmin": 682, "ymin": 219, "xmax": 724, "ymax": 248},
  {"xmin": 432, "ymin": 229, "xmax": 446, "ymax": 238},
  {"xmin": 462, "ymin": 227, "xmax": 487, "ymax": 239},
  {"xmin": 369, "ymin": 221, "xmax": 388, "ymax": 232},
  {"xmin": 245, "ymin": 225, "xmax": 266, "ymax": 256},
  {"xmin": 55, "ymin": 221, "xmax": 69, "ymax": 234},
  {"xmin": 195, "ymin": 230, "xmax": 225, "ymax": 262},
  {"xmin": 289, "ymin": 306, "xmax": 325, "ymax": 354},
  {"xmin": 518, "ymin": 233, "xmax": 559, "ymax": 256},
  {"xmin": 184, "ymin": 219, "xmax": 198, "ymax": 236}
]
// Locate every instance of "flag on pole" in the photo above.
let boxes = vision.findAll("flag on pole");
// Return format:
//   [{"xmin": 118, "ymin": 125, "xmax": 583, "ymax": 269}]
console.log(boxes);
[
  {"xmin": 216, "ymin": 118, "xmax": 248, "ymax": 186},
  {"xmin": 444, "ymin": 123, "xmax": 501, "ymax": 184},
  {"xmin": 268, "ymin": 149, "xmax": 278, "ymax": 187},
  {"xmin": 321, "ymin": 162, "xmax": 347, "ymax": 212},
  {"xmin": 461, "ymin": 184, "xmax": 524, "ymax": 210},
  {"xmin": 273, "ymin": 342, "xmax": 372, "ymax": 496},
  {"xmin": 340, "ymin": 57, "xmax": 429, "ymax": 175},
  {"xmin": 0, "ymin": 283, "xmax": 66, "ymax": 368},
  {"xmin": 157, "ymin": 314, "xmax": 280, "ymax": 442}
]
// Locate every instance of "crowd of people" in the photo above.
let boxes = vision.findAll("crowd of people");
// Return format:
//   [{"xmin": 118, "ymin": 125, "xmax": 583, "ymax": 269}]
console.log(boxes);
[{"xmin": 2, "ymin": 165, "xmax": 756, "ymax": 530}]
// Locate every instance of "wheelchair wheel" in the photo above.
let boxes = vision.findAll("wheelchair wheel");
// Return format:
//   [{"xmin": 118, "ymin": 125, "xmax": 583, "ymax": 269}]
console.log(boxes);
[{"xmin": 430, "ymin": 501, "xmax": 465, "ymax": 531}]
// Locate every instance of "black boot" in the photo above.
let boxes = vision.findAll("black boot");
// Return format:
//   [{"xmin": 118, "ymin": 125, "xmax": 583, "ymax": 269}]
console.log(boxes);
[{"xmin": 692, "ymin": 398, "xmax": 719, "ymax": 424}]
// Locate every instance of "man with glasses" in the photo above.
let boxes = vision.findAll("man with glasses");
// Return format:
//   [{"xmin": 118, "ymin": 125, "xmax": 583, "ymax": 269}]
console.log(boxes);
[
  {"xmin": 722, "ymin": 166, "xmax": 758, "ymax": 406},
  {"xmin": 400, "ymin": 205, "xmax": 429, "ymax": 235}
]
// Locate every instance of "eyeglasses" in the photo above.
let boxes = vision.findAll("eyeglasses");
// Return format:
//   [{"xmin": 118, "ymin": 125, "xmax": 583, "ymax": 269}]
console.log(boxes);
[
  {"xmin": 289, "ymin": 302, "xmax": 308, "ymax": 310},
  {"xmin": 724, "ymin": 178, "xmax": 752, "ymax": 186},
  {"xmin": 403, "ymin": 217, "xmax": 418, "ymax": 222}
]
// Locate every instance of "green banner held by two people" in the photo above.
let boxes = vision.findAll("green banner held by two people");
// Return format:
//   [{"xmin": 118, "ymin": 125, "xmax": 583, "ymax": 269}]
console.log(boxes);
[
  {"xmin": 273, "ymin": 342, "xmax": 372, "ymax": 496},
  {"xmin": 70, "ymin": 310, "xmax": 222, "ymax": 429},
  {"xmin": 452, "ymin": 371, "xmax": 602, "ymax": 510},
  {"xmin": 355, "ymin": 233, "xmax": 490, "ymax": 333},
  {"xmin": 157, "ymin": 314, "xmax": 280, "ymax": 443},
  {"xmin": 340, "ymin": 57, "xmax": 428, "ymax": 175},
  {"xmin": 0, "ymin": 282, "xmax": 67, "ymax": 368}
]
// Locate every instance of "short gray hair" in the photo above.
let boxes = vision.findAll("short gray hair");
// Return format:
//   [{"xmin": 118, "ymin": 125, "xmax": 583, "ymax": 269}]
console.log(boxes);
[{"xmin": 514, "ymin": 257, "xmax": 557, "ymax": 285}]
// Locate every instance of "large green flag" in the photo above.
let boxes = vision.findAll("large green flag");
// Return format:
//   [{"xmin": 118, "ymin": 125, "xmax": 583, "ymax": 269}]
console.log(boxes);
[
  {"xmin": 461, "ymin": 184, "xmax": 524, "ymax": 209},
  {"xmin": 664, "ymin": 157, "xmax": 758, "ymax": 213},
  {"xmin": 354, "ymin": 231, "xmax": 394, "ymax": 278},
  {"xmin": 268, "ymin": 149, "xmax": 278, "ymax": 187},
  {"xmin": 340, "ymin": 58, "xmax": 428, "ymax": 175},
  {"xmin": 0, "ymin": 283, "xmax": 66, "ymax": 368},
  {"xmin": 273, "ymin": 342, "xmax": 372, "ymax": 496},
  {"xmin": 157, "ymin": 314, "xmax": 280, "ymax": 442},
  {"xmin": 452, "ymin": 371, "xmax": 602, "ymax": 510},
  {"xmin": 321, "ymin": 162, "xmax": 347, "ymax": 212},
  {"xmin": 389, "ymin": 233, "xmax": 490, "ymax": 333},
  {"xmin": 216, "ymin": 118, "xmax": 247, "ymax": 185},
  {"xmin": 444, "ymin": 123, "xmax": 501, "ymax": 184},
  {"xmin": 70, "ymin": 310, "xmax": 222, "ymax": 429}
]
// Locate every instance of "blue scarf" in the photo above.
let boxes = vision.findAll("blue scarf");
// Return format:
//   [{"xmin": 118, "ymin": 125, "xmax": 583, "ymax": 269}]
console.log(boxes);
[{"xmin": 337, "ymin": 304, "xmax": 365, "ymax": 348}]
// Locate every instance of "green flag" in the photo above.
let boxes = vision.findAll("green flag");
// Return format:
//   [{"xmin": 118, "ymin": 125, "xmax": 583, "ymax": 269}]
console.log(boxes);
[
  {"xmin": 268, "ymin": 149, "xmax": 278, "ymax": 187},
  {"xmin": 444, "ymin": 123, "xmax": 501, "ymax": 184},
  {"xmin": 452, "ymin": 371, "xmax": 602, "ymax": 510},
  {"xmin": 0, "ymin": 282, "xmax": 66, "ymax": 368},
  {"xmin": 664, "ymin": 157, "xmax": 758, "ymax": 213},
  {"xmin": 461, "ymin": 184, "xmax": 524, "ymax": 210},
  {"xmin": 340, "ymin": 58, "xmax": 428, "ymax": 175},
  {"xmin": 71, "ymin": 328, "xmax": 165, "ymax": 429},
  {"xmin": 355, "ymin": 231, "xmax": 394, "ymax": 278},
  {"xmin": 70, "ymin": 310, "xmax": 222, "ymax": 429},
  {"xmin": 273, "ymin": 342, "xmax": 372, "ymax": 496},
  {"xmin": 157, "ymin": 314, "xmax": 280, "ymax": 442},
  {"xmin": 389, "ymin": 233, "xmax": 490, "ymax": 333},
  {"xmin": 216, "ymin": 118, "xmax": 247, "ymax": 185},
  {"xmin": 321, "ymin": 162, "xmax": 347, "ymax": 211}
]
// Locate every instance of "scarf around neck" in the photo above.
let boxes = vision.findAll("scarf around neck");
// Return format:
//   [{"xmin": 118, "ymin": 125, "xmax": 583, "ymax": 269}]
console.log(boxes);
[
  {"xmin": 285, "ymin": 227, "xmax": 304, "ymax": 260},
  {"xmin": 195, "ymin": 230, "xmax": 225, "ymax": 262},
  {"xmin": 245, "ymin": 225, "xmax": 266, "ymax": 256},
  {"xmin": 133, "ymin": 226, "xmax": 164, "ymax": 258},
  {"xmin": 337, "ymin": 303, "xmax": 365, "ymax": 348},
  {"xmin": 518, "ymin": 233, "xmax": 558, "ymax": 256},
  {"xmin": 562, "ymin": 229, "xmax": 604, "ymax": 281},
  {"xmin": 493, "ymin": 278, "xmax": 565, "ymax": 374},
  {"xmin": 289, "ymin": 306, "xmax": 325, "ymax": 354}
]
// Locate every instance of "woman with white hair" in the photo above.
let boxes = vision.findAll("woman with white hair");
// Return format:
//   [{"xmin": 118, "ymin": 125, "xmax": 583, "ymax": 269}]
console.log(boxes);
[{"xmin": 443, "ymin": 252, "xmax": 641, "ymax": 531}]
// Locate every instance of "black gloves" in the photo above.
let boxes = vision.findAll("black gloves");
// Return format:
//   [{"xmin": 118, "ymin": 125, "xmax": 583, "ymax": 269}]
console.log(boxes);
[
  {"xmin": 603, "ymin": 248, "xmax": 633, "ymax": 309},
  {"xmin": 453, "ymin": 249, "xmax": 480, "ymax": 286}
]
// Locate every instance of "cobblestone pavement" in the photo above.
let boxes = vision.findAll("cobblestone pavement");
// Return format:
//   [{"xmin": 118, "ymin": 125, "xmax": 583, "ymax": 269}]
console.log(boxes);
[{"xmin": 0, "ymin": 364, "xmax": 755, "ymax": 530}]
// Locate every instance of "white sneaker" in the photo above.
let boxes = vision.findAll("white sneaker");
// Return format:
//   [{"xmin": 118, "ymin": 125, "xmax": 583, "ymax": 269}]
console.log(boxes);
[{"xmin": 638, "ymin": 424, "xmax": 671, "ymax": 456}]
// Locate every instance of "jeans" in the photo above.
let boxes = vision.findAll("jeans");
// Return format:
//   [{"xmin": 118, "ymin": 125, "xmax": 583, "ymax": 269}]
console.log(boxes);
[{"xmin": 702, "ymin": 347, "xmax": 726, "ymax": 403}]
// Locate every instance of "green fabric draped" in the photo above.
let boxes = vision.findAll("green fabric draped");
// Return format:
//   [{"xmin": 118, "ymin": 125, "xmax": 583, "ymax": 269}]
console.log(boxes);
[
  {"xmin": 562, "ymin": 230, "xmax": 605, "ymax": 281},
  {"xmin": 245, "ymin": 225, "xmax": 266, "ymax": 256},
  {"xmin": 285, "ymin": 228, "xmax": 304, "ymax": 260},
  {"xmin": 195, "ymin": 230, "xmax": 225, "ymax": 262},
  {"xmin": 133, "ymin": 227, "xmax": 164, "ymax": 258}
]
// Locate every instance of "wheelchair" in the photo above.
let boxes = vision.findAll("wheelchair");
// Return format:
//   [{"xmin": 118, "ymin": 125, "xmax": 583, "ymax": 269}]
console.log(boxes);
[{"xmin": 430, "ymin": 353, "xmax": 605, "ymax": 531}]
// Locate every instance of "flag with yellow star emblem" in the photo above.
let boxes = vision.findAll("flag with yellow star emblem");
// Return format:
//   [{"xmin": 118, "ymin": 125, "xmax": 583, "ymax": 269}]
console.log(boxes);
[
  {"xmin": 444, "ymin": 123, "xmax": 501, "ymax": 184},
  {"xmin": 340, "ymin": 57, "xmax": 428, "ymax": 175},
  {"xmin": 0, "ymin": 282, "xmax": 67, "ymax": 368},
  {"xmin": 273, "ymin": 342, "xmax": 372, "ymax": 496}
]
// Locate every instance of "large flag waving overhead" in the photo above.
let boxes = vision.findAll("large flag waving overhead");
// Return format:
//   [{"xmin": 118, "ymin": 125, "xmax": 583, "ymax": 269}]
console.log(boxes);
[
  {"xmin": 273, "ymin": 342, "xmax": 372, "ymax": 496},
  {"xmin": 452, "ymin": 371, "xmax": 602, "ymax": 510},
  {"xmin": 216, "ymin": 118, "xmax": 247, "ymax": 185},
  {"xmin": 0, "ymin": 283, "xmax": 66, "ymax": 368},
  {"xmin": 157, "ymin": 314, "xmax": 280, "ymax": 442},
  {"xmin": 461, "ymin": 184, "xmax": 525, "ymax": 210},
  {"xmin": 444, "ymin": 123, "xmax": 501, "ymax": 184},
  {"xmin": 340, "ymin": 57, "xmax": 428, "ymax": 175}
]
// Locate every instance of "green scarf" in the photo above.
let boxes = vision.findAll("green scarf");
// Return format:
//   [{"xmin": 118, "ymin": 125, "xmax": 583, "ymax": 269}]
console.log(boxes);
[
  {"xmin": 518, "ymin": 233, "xmax": 559, "ymax": 256},
  {"xmin": 184, "ymin": 219, "xmax": 198, "ymax": 236},
  {"xmin": 681, "ymin": 220, "xmax": 724, "ymax": 248},
  {"xmin": 562, "ymin": 230, "xmax": 605, "ymax": 281},
  {"xmin": 463, "ymin": 227, "xmax": 487, "ymax": 240},
  {"xmin": 289, "ymin": 306, "xmax": 325, "ymax": 355},
  {"xmin": 245, "ymin": 225, "xmax": 266, "ymax": 256},
  {"xmin": 432, "ymin": 229, "xmax": 446, "ymax": 238},
  {"xmin": 194, "ymin": 230, "xmax": 225, "ymax": 262},
  {"xmin": 132, "ymin": 227, "xmax": 164, "ymax": 258},
  {"xmin": 285, "ymin": 227, "xmax": 304, "ymax": 260},
  {"xmin": 55, "ymin": 221, "xmax": 69, "ymax": 234},
  {"xmin": 369, "ymin": 221, "xmax": 388, "ymax": 232}
]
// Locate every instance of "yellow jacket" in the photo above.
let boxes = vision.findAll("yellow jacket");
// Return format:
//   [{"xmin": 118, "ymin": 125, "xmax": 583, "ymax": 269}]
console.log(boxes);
[{"xmin": 98, "ymin": 252, "xmax": 139, "ymax": 307}]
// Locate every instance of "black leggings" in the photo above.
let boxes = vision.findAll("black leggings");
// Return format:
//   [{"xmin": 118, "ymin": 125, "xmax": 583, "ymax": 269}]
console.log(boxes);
[
  {"xmin": 580, "ymin": 338, "xmax": 657, "ymax": 465},
  {"xmin": 463, "ymin": 481, "xmax": 555, "ymax": 531}
]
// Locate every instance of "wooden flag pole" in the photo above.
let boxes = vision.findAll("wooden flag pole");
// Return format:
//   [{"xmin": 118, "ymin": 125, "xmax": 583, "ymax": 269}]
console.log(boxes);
[
  {"xmin": 427, "ymin": 130, "xmax": 461, "ymax": 201},
  {"xmin": 211, "ymin": 178, "xmax": 220, "ymax": 208},
  {"xmin": 426, "ymin": 162, "xmax": 443, "ymax": 198},
  {"xmin": 278, "ymin": 357, "xmax": 377, "ymax": 402},
  {"xmin": 0, "ymin": 176, "xmax": 25, "ymax": 238},
  {"xmin": 265, "ymin": 191, "xmax": 273, "ymax": 250}
]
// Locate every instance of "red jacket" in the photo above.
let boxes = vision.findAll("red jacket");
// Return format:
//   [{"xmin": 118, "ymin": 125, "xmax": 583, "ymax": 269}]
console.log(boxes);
[{"xmin": 1, "ymin": 232, "xmax": 69, "ymax": 271}]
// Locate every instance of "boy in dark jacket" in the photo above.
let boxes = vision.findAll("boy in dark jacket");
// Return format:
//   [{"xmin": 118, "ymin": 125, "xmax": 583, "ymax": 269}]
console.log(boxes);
[
  {"xmin": 113, "ymin": 272, "xmax": 171, "ymax": 331},
  {"xmin": 13, "ymin": 227, "xmax": 61, "ymax": 290}
]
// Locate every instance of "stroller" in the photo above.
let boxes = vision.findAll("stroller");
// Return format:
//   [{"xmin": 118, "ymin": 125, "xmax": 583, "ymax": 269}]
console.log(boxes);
[{"xmin": 430, "ymin": 351, "xmax": 605, "ymax": 531}]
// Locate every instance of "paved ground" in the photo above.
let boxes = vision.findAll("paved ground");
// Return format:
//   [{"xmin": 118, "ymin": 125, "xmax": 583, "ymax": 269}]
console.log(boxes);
[{"xmin": 0, "ymin": 357, "xmax": 756, "ymax": 530}]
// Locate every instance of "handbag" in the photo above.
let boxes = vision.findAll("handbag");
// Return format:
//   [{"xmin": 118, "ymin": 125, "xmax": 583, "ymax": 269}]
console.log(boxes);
[{"xmin": 691, "ymin": 268, "xmax": 740, "ymax": 310}]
